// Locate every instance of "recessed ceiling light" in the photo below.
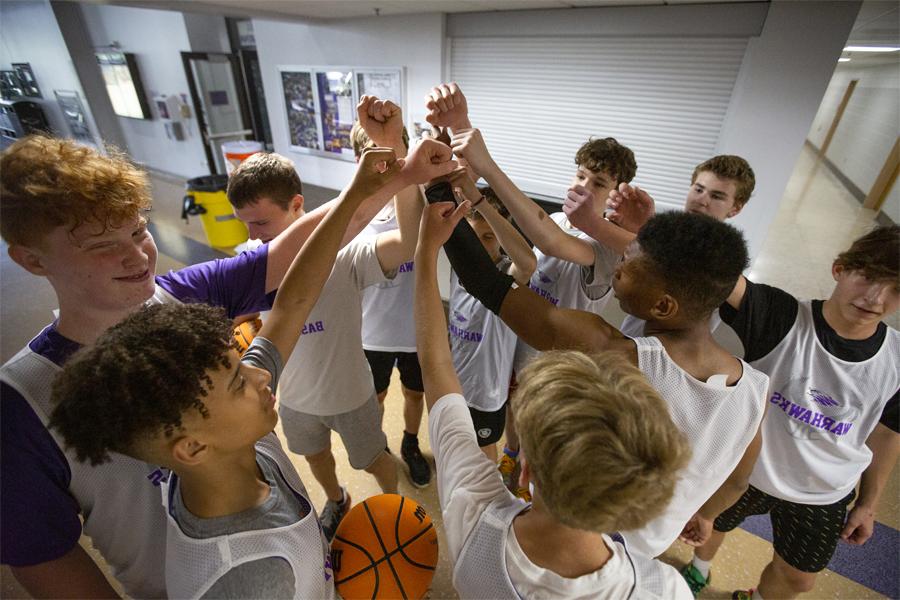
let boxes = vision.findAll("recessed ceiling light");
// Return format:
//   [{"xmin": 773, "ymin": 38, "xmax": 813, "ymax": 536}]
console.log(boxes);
[
  {"xmin": 843, "ymin": 45, "xmax": 900, "ymax": 53},
  {"xmin": 838, "ymin": 57, "xmax": 851, "ymax": 62}
]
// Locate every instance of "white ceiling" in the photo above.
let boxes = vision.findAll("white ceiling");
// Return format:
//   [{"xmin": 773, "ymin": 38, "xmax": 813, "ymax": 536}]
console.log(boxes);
[
  {"xmin": 86, "ymin": 0, "xmax": 759, "ymax": 21},
  {"xmin": 842, "ymin": 0, "xmax": 899, "ymax": 65}
]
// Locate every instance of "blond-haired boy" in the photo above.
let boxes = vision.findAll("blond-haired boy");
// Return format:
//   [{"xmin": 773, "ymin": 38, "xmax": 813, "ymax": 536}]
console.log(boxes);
[{"xmin": 415, "ymin": 200, "xmax": 693, "ymax": 598}]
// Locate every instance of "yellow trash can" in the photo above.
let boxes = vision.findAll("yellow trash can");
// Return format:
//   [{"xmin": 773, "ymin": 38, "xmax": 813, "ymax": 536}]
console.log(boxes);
[{"xmin": 181, "ymin": 175, "xmax": 248, "ymax": 248}]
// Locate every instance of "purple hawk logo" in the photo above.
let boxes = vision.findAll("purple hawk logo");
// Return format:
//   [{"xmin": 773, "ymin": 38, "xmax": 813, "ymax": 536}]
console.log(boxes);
[
  {"xmin": 453, "ymin": 311, "xmax": 467, "ymax": 323},
  {"xmin": 808, "ymin": 389, "xmax": 839, "ymax": 407},
  {"xmin": 537, "ymin": 270, "xmax": 553, "ymax": 285}
]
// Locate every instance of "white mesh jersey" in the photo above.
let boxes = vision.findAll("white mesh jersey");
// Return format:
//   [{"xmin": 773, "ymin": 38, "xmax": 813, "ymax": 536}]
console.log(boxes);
[
  {"xmin": 621, "ymin": 337, "xmax": 769, "ymax": 557},
  {"xmin": 748, "ymin": 301, "xmax": 900, "ymax": 504},
  {"xmin": 161, "ymin": 433, "xmax": 336, "ymax": 600},
  {"xmin": 1, "ymin": 344, "xmax": 169, "ymax": 598},
  {"xmin": 449, "ymin": 258, "xmax": 518, "ymax": 412},
  {"xmin": 429, "ymin": 393, "xmax": 692, "ymax": 600},
  {"xmin": 0, "ymin": 284, "xmax": 187, "ymax": 599},
  {"xmin": 453, "ymin": 496, "xmax": 691, "ymax": 600},
  {"xmin": 358, "ymin": 209, "xmax": 417, "ymax": 352},
  {"xmin": 278, "ymin": 239, "xmax": 389, "ymax": 416},
  {"xmin": 516, "ymin": 212, "xmax": 619, "ymax": 370}
]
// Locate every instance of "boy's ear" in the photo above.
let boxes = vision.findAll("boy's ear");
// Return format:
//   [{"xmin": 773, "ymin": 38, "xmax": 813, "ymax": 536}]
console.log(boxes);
[
  {"xmin": 832, "ymin": 262, "xmax": 846, "ymax": 282},
  {"xmin": 171, "ymin": 435, "xmax": 209, "ymax": 467},
  {"xmin": 518, "ymin": 454, "xmax": 530, "ymax": 489},
  {"xmin": 726, "ymin": 201, "xmax": 745, "ymax": 219},
  {"xmin": 8, "ymin": 244, "xmax": 49, "ymax": 276},
  {"xmin": 290, "ymin": 194, "xmax": 304, "ymax": 215},
  {"xmin": 648, "ymin": 293, "xmax": 678, "ymax": 321}
]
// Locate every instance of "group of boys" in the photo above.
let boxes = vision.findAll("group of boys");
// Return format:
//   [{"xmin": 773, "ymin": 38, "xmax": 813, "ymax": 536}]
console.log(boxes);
[{"xmin": 0, "ymin": 81, "xmax": 896, "ymax": 600}]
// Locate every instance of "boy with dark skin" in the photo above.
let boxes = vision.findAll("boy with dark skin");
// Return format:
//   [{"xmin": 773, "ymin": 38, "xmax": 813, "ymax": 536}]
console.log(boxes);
[{"xmin": 429, "ymin": 175, "xmax": 769, "ymax": 558}]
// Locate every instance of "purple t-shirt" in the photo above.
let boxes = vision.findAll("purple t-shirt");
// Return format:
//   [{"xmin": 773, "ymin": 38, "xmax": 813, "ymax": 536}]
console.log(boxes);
[{"xmin": 0, "ymin": 245, "xmax": 271, "ymax": 567}]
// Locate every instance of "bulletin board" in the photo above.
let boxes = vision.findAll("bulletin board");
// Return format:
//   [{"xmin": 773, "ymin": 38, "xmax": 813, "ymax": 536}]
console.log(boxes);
[{"xmin": 278, "ymin": 66, "xmax": 403, "ymax": 161}]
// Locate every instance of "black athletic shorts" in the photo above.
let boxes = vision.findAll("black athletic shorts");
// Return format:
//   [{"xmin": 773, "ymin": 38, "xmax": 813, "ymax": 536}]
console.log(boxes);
[
  {"xmin": 363, "ymin": 350, "xmax": 424, "ymax": 394},
  {"xmin": 469, "ymin": 402, "xmax": 507, "ymax": 447},
  {"xmin": 713, "ymin": 484, "xmax": 856, "ymax": 573}
]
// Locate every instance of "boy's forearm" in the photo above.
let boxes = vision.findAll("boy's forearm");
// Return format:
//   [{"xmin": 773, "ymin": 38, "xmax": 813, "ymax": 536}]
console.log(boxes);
[
  {"xmin": 580, "ymin": 216, "xmax": 635, "ymax": 256},
  {"xmin": 414, "ymin": 245, "xmax": 462, "ymax": 408},
  {"xmin": 700, "ymin": 426, "xmax": 762, "ymax": 520},
  {"xmin": 393, "ymin": 185, "xmax": 425, "ymax": 265},
  {"xmin": 480, "ymin": 164, "xmax": 565, "ymax": 254},
  {"xmin": 857, "ymin": 424, "xmax": 900, "ymax": 510},
  {"xmin": 477, "ymin": 202, "xmax": 536, "ymax": 283},
  {"xmin": 267, "ymin": 174, "xmax": 413, "ymax": 292},
  {"xmin": 698, "ymin": 479, "xmax": 749, "ymax": 522},
  {"xmin": 11, "ymin": 545, "xmax": 121, "ymax": 600},
  {"xmin": 272, "ymin": 188, "xmax": 366, "ymax": 311}
]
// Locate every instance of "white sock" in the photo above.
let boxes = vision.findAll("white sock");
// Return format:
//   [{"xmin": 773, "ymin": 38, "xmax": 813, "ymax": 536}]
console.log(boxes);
[
  {"xmin": 753, "ymin": 591, "xmax": 764, "ymax": 600},
  {"xmin": 691, "ymin": 556, "xmax": 712, "ymax": 579}
]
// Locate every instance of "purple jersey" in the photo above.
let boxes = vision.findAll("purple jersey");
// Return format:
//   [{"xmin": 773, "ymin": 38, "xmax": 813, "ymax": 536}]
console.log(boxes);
[{"xmin": 0, "ymin": 244, "xmax": 271, "ymax": 571}]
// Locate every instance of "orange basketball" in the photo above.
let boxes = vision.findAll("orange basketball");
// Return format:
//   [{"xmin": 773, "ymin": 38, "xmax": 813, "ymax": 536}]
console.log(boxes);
[
  {"xmin": 233, "ymin": 317, "xmax": 262, "ymax": 354},
  {"xmin": 331, "ymin": 494, "xmax": 438, "ymax": 600}
]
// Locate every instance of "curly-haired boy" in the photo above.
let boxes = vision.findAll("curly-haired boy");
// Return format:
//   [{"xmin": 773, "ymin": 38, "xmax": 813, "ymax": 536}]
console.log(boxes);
[
  {"xmin": 227, "ymin": 97, "xmax": 429, "ymax": 540},
  {"xmin": 0, "ymin": 133, "xmax": 450, "ymax": 597},
  {"xmin": 46, "ymin": 143, "xmax": 455, "ymax": 598}
]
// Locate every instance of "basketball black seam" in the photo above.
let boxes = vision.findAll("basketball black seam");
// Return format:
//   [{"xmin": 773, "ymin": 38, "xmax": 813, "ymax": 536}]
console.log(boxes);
[
  {"xmin": 364, "ymin": 499, "xmax": 409, "ymax": 600},
  {"xmin": 395, "ymin": 522, "xmax": 438, "ymax": 571},
  {"xmin": 334, "ymin": 526, "xmax": 437, "ymax": 582},
  {"xmin": 333, "ymin": 534, "xmax": 381, "ymax": 595}
]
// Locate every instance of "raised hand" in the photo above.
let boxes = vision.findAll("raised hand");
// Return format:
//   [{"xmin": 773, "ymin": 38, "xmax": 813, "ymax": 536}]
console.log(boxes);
[
  {"xmin": 448, "ymin": 167, "xmax": 482, "ymax": 206},
  {"xmin": 450, "ymin": 128, "xmax": 497, "ymax": 178},
  {"xmin": 400, "ymin": 138, "xmax": 458, "ymax": 186},
  {"xmin": 678, "ymin": 513, "xmax": 714, "ymax": 547},
  {"xmin": 357, "ymin": 95, "xmax": 404, "ymax": 153},
  {"xmin": 606, "ymin": 182, "xmax": 655, "ymax": 234},
  {"xmin": 347, "ymin": 147, "xmax": 404, "ymax": 200},
  {"xmin": 564, "ymin": 184, "xmax": 602, "ymax": 232},
  {"xmin": 418, "ymin": 200, "xmax": 470, "ymax": 253},
  {"xmin": 424, "ymin": 82, "xmax": 472, "ymax": 132}
]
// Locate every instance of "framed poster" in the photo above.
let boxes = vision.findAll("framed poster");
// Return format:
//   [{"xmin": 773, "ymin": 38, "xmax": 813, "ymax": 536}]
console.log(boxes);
[
  {"xmin": 316, "ymin": 70, "xmax": 354, "ymax": 157},
  {"xmin": 54, "ymin": 90, "xmax": 94, "ymax": 144},
  {"xmin": 356, "ymin": 69, "xmax": 402, "ymax": 106},
  {"xmin": 12, "ymin": 63, "xmax": 41, "ymax": 98},
  {"xmin": 280, "ymin": 69, "xmax": 321, "ymax": 152},
  {"xmin": 278, "ymin": 65, "xmax": 405, "ymax": 161},
  {"xmin": 0, "ymin": 71, "xmax": 23, "ymax": 100},
  {"xmin": 96, "ymin": 51, "xmax": 151, "ymax": 119}
]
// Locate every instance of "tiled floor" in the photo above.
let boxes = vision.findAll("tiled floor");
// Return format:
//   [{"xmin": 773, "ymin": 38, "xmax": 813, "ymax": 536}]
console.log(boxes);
[{"xmin": 1, "ymin": 144, "xmax": 896, "ymax": 598}]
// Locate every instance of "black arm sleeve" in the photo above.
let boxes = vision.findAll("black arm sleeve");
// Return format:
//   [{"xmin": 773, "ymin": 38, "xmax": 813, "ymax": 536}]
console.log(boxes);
[
  {"xmin": 719, "ymin": 279, "xmax": 800, "ymax": 362},
  {"xmin": 425, "ymin": 181, "xmax": 514, "ymax": 315},
  {"xmin": 880, "ymin": 390, "xmax": 899, "ymax": 434}
]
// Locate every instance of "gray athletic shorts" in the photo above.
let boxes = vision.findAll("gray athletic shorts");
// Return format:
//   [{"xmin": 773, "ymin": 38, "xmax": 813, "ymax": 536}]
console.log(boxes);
[{"xmin": 279, "ymin": 394, "xmax": 388, "ymax": 470}]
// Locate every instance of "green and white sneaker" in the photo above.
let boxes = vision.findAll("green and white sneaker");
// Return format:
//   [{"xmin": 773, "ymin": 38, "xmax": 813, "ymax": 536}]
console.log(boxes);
[
  {"xmin": 680, "ymin": 563, "xmax": 710, "ymax": 597},
  {"xmin": 731, "ymin": 590, "xmax": 755, "ymax": 600}
]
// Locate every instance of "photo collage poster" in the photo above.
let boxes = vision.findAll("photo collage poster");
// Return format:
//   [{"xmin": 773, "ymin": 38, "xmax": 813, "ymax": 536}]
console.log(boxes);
[{"xmin": 279, "ymin": 66, "xmax": 402, "ymax": 160}]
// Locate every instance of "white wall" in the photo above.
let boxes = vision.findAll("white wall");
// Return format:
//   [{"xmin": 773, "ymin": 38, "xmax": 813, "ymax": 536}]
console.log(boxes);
[
  {"xmin": 807, "ymin": 60, "xmax": 899, "ymax": 220},
  {"xmin": 451, "ymin": 1, "xmax": 859, "ymax": 261},
  {"xmin": 716, "ymin": 1, "xmax": 861, "ymax": 261},
  {"xmin": 0, "ymin": 0, "xmax": 102, "ymax": 144},
  {"xmin": 253, "ymin": 13, "xmax": 445, "ymax": 190},
  {"xmin": 78, "ymin": 3, "xmax": 210, "ymax": 178}
]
